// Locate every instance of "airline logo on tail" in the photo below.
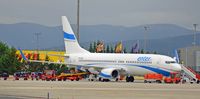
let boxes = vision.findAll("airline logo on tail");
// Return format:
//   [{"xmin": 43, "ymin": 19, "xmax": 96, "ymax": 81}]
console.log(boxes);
[
  {"xmin": 64, "ymin": 32, "xmax": 76, "ymax": 40},
  {"xmin": 62, "ymin": 16, "xmax": 76, "ymax": 41}
]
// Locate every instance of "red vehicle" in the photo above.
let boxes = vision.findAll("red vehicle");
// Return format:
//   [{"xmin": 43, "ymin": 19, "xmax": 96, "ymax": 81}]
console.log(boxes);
[
  {"xmin": 196, "ymin": 74, "xmax": 200, "ymax": 83},
  {"xmin": 144, "ymin": 73, "xmax": 163, "ymax": 83},
  {"xmin": 164, "ymin": 72, "xmax": 181, "ymax": 84},
  {"xmin": 14, "ymin": 72, "xmax": 29, "ymax": 80},
  {"xmin": 30, "ymin": 72, "xmax": 43, "ymax": 80},
  {"xmin": 186, "ymin": 67, "xmax": 200, "ymax": 83},
  {"xmin": 43, "ymin": 70, "xmax": 56, "ymax": 81}
]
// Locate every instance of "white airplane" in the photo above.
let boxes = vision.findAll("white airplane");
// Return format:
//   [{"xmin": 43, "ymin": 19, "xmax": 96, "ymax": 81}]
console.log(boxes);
[{"xmin": 20, "ymin": 16, "xmax": 182, "ymax": 82}]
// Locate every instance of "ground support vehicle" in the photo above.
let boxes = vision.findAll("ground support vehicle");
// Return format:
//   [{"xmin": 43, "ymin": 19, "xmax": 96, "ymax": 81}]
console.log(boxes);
[
  {"xmin": 43, "ymin": 70, "xmax": 56, "ymax": 81},
  {"xmin": 144, "ymin": 73, "xmax": 163, "ymax": 83},
  {"xmin": 196, "ymin": 74, "xmax": 200, "ymax": 83},
  {"xmin": 185, "ymin": 66, "xmax": 200, "ymax": 83},
  {"xmin": 0, "ymin": 71, "xmax": 9, "ymax": 80},
  {"xmin": 88, "ymin": 74, "xmax": 97, "ymax": 81},
  {"xmin": 30, "ymin": 72, "xmax": 43, "ymax": 80},
  {"xmin": 181, "ymin": 65, "xmax": 200, "ymax": 84},
  {"xmin": 13, "ymin": 72, "xmax": 29, "ymax": 80},
  {"xmin": 57, "ymin": 73, "xmax": 85, "ymax": 81},
  {"xmin": 164, "ymin": 73, "xmax": 181, "ymax": 84}
]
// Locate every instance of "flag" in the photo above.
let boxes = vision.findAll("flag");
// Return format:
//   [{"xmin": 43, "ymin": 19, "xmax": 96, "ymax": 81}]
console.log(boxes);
[
  {"xmin": 96, "ymin": 41, "xmax": 104, "ymax": 53},
  {"xmin": 131, "ymin": 43, "xmax": 139, "ymax": 53},
  {"xmin": 115, "ymin": 42, "xmax": 123, "ymax": 53}
]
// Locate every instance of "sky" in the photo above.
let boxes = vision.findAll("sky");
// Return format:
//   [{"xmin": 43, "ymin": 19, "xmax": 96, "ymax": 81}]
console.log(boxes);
[{"xmin": 0, "ymin": 0, "xmax": 199, "ymax": 29}]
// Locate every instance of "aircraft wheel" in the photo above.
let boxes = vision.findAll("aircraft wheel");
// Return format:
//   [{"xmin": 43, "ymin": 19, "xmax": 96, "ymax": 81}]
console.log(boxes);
[
  {"xmin": 197, "ymin": 80, "xmax": 200, "ymax": 84},
  {"xmin": 156, "ymin": 80, "xmax": 162, "ymax": 83},
  {"xmin": 63, "ymin": 77, "xmax": 67, "ymax": 81},
  {"xmin": 130, "ymin": 76, "xmax": 134, "ymax": 82},
  {"xmin": 115, "ymin": 78, "xmax": 119, "ymax": 82},
  {"xmin": 76, "ymin": 78, "xmax": 79, "ymax": 81},
  {"xmin": 126, "ymin": 76, "xmax": 134, "ymax": 82},
  {"xmin": 98, "ymin": 77, "xmax": 102, "ymax": 81},
  {"xmin": 144, "ymin": 80, "xmax": 147, "ymax": 83}
]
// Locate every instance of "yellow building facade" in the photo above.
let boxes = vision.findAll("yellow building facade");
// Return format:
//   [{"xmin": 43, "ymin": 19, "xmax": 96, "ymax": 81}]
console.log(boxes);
[{"xmin": 16, "ymin": 50, "xmax": 65, "ymax": 62}]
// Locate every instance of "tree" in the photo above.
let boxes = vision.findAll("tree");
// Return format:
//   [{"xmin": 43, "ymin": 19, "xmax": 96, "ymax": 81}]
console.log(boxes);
[
  {"xmin": 56, "ymin": 65, "xmax": 68, "ymax": 75},
  {"xmin": 153, "ymin": 51, "xmax": 157, "ymax": 54},
  {"xmin": 0, "ymin": 41, "xmax": 21, "ymax": 74},
  {"xmin": 106, "ymin": 45, "xmax": 110, "ymax": 53},
  {"xmin": 93, "ymin": 41, "xmax": 96, "ymax": 52},
  {"xmin": 140, "ymin": 49, "xmax": 144, "ymax": 54},
  {"xmin": 89, "ymin": 43, "xmax": 93, "ymax": 52},
  {"xmin": 110, "ymin": 46, "xmax": 114, "ymax": 53},
  {"xmin": 123, "ymin": 48, "xmax": 127, "ymax": 53}
]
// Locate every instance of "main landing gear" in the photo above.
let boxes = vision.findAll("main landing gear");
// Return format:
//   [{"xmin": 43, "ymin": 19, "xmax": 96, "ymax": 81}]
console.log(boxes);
[{"xmin": 126, "ymin": 76, "xmax": 134, "ymax": 82}]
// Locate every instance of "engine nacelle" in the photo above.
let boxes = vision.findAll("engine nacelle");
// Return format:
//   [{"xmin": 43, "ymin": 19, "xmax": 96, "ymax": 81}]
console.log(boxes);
[{"xmin": 99, "ymin": 68, "xmax": 119, "ymax": 79}]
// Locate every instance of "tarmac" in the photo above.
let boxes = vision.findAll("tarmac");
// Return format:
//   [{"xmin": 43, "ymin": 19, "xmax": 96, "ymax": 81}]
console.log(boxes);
[{"xmin": 0, "ymin": 80, "xmax": 200, "ymax": 99}]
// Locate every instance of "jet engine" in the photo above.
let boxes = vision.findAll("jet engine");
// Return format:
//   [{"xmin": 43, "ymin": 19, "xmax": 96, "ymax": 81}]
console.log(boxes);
[{"xmin": 99, "ymin": 68, "xmax": 119, "ymax": 79}]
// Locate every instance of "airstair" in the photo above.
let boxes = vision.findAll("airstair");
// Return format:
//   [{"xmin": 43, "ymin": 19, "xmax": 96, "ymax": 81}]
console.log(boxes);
[{"xmin": 181, "ymin": 65, "xmax": 200, "ymax": 83}]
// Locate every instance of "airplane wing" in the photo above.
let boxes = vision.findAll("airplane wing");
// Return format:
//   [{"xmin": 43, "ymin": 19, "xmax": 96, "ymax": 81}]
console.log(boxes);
[
  {"xmin": 77, "ymin": 64, "xmax": 128, "ymax": 75},
  {"xmin": 19, "ymin": 48, "xmax": 72, "ymax": 65},
  {"xmin": 48, "ymin": 54, "xmax": 66, "ymax": 57}
]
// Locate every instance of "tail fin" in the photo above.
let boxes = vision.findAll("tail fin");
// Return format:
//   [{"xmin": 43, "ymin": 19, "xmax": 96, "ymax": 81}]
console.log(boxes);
[
  {"xmin": 62, "ymin": 16, "xmax": 90, "ymax": 54},
  {"xmin": 174, "ymin": 49, "xmax": 180, "ymax": 63}
]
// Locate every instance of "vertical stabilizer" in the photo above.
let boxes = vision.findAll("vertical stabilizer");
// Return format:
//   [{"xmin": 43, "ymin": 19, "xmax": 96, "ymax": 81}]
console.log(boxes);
[
  {"xmin": 62, "ymin": 16, "xmax": 89, "ymax": 54},
  {"xmin": 174, "ymin": 49, "xmax": 180, "ymax": 63}
]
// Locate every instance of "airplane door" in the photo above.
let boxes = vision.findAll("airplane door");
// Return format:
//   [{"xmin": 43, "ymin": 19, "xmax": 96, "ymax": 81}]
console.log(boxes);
[{"xmin": 157, "ymin": 57, "xmax": 161, "ymax": 65}]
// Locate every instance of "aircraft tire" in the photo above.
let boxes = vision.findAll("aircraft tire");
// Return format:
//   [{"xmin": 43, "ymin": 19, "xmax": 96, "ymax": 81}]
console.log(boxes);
[
  {"xmin": 98, "ymin": 77, "xmax": 102, "ymax": 81},
  {"xmin": 144, "ymin": 80, "xmax": 147, "ymax": 83},
  {"xmin": 126, "ymin": 76, "xmax": 134, "ymax": 82},
  {"xmin": 197, "ymin": 80, "xmax": 200, "ymax": 84}
]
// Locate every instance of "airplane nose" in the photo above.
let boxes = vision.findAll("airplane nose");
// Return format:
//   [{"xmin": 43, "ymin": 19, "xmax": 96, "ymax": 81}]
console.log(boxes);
[{"xmin": 174, "ymin": 64, "xmax": 182, "ymax": 72}]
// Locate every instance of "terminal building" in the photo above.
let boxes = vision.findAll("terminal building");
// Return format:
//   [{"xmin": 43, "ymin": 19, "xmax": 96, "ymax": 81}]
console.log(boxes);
[{"xmin": 179, "ymin": 46, "xmax": 200, "ymax": 73}]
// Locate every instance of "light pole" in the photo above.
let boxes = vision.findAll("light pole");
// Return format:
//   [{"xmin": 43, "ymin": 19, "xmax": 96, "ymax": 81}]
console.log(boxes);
[
  {"xmin": 144, "ymin": 26, "xmax": 150, "ymax": 53},
  {"xmin": 193, "ymin": 24, "xmax": 198, "ymax": 47},
  {"xmin": 77, "ymin": 0, "xmax": 80, "ymax": 42},
  {"xmin": 34, "ymin": 33, "xmax": 41, "ymax": 53}
]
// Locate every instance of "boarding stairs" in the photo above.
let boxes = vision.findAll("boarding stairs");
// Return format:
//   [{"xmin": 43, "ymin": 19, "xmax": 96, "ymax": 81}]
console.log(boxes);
[{"xmin": 181, "ymin": 65, "xmax": 200, "ymax": 83}]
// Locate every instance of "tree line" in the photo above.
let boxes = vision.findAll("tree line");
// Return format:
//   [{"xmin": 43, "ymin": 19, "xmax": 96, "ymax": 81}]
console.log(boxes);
[{"xmin": 0, "ymin": 41, "xmax": 69, "ymax": 74}]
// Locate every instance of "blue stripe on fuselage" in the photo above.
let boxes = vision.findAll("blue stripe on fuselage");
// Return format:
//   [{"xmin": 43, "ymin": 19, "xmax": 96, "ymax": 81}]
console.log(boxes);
[
  {"xmin": 136, "ymin": 65, "xmax": 170, "ymax": 76},
  {"xmin": 85, "ymin": 63, "xmax": 171, "ymax": 77},
  {"xmin": 64, "ymin": 32, "xmax": 75, "ymax": 40}
]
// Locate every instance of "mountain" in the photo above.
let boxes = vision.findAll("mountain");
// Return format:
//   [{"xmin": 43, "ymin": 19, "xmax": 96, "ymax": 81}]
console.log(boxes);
[
  {"xmin": 0, "ymin": 23, "xmax": 199, "ymax": 56},
  {"xmin": 80, "ymin": 24, "xmax": 193, "ymax": 42},
  {"xmin": 0, "ymin": 23, "xmax": 64, "ymax": 50}
]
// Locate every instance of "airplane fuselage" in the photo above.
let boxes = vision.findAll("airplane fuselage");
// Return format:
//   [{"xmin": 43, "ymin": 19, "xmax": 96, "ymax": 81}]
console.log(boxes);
[{"xmin": 66, "ymin": 53, "xmax": 181, "ymax": 77}]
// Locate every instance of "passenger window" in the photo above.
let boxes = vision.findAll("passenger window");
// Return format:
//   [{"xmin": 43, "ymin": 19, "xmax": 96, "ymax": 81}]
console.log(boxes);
[
  {"xmin": 165, "ymin": 61, "xmax": 170, "ymax": 64},
  {"xmin": 165, "ymin": 61, "xmax": 176, "ymax": 64}
]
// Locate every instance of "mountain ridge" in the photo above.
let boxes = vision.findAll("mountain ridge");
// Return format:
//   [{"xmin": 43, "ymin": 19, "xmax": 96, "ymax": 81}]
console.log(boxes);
[{"xmin": 0, "ymin": 23, "xmax": 199, "ymax": 56}]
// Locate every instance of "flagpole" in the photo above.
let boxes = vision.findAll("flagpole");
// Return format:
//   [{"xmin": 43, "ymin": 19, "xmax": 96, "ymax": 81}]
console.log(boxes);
[{"xmin": 137, "ymin": 40, "xmax": 139, "ymax": 52}]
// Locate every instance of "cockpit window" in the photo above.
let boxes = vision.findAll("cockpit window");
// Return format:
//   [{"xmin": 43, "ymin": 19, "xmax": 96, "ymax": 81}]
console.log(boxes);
[{"xmin": 165, "ymin": 61, "xmax": 176, "ymax": 64}]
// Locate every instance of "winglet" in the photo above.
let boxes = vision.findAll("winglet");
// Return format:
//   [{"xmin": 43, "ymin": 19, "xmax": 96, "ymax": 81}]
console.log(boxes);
[{"xmin": 19, "ymin": 48, "xmax": 28, "ymax": 61}]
